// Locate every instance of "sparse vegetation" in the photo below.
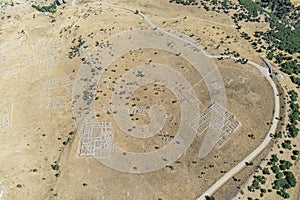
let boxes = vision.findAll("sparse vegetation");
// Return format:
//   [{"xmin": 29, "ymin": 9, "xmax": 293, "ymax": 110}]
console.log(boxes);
[
  {"xmin": 242, "ymin": 89, "xmax": 299, "ymax": 199},
  {"xmin": 68, "ymin": 35, "xmax": 86, "ymax": 59},
  {"xmin": 1, "ymin": 0, "xmax": 298, "ymax": 199},
  {"xmin": 51, "ymin": 164, "xmax": 60, "ymax": 171},
  {"xmin": 168, "ymin": 0, "xmax": 300, "ymax": 87}
]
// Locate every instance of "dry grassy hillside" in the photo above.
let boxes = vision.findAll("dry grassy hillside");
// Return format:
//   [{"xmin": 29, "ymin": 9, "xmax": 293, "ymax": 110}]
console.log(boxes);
[{"xmin": 0, "ymin": 0, "xmax": 284, "ymax": 199}]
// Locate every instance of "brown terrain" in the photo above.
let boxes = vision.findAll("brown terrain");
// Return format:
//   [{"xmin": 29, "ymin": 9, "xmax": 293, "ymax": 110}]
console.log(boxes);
[{"xmin": 0, "ymin": 0, "xmax": 292, "ymax": 199}]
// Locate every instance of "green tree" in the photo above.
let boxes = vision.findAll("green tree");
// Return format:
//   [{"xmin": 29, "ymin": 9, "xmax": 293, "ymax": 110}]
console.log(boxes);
[
  {"xmin": 284, "ymin": 171, "xmax": 297, "ymax": 187},
  {"xmin": 274, "ymin": 131, "xmax": 282, "ymax": 139}
]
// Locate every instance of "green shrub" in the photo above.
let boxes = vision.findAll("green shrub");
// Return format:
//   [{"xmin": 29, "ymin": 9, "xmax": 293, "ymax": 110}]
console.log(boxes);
[{"xmin": 32, "ymin": 4, "xmax": 57, "ymax": 13}]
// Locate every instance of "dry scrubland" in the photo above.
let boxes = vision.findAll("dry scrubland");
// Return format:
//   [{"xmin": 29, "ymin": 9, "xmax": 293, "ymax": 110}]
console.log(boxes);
[
  {"xmin": 0, "ymin": 0, "xmax": 279, "ymax": 199},
  {"xmin": 233, "ymin": 85, "xmax": 300, "ymax": 200}
]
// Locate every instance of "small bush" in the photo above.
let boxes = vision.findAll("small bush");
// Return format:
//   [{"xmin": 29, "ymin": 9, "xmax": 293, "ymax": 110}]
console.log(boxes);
[{"xmin": 32, "ymin": 4, "xmax": 57, "ymax": 13}]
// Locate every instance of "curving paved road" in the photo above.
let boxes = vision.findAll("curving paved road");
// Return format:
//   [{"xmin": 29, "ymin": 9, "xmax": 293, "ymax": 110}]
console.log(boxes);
[
  {"xmin": 71, "ymin": 0, "xmax": 280, "ymax": 198},
  {"xmin": 198, "ymin": 61, "xmax": 280, "ymax": 199}
]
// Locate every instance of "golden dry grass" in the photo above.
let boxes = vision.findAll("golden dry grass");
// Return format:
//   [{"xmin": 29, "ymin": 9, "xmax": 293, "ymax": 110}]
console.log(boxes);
[{"xmin": 0, "ymin": 0, "xmax": 279, "ymax": 199}]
